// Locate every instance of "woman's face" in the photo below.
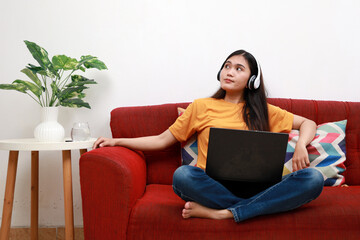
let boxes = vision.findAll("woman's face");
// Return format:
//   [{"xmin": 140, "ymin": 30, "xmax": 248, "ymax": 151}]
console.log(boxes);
[{"xmin": 219, "ymin": 55, "xmax": 251, "ymax": 96}]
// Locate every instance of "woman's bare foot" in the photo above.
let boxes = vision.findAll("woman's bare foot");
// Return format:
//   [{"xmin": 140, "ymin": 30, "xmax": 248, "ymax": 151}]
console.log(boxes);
[{"xmin": 182, "ymin": 202, "xmax": 233, "ymax": 220}]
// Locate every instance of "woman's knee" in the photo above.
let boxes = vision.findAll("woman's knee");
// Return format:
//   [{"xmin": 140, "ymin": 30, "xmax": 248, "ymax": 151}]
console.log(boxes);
[
  {"xmin": 173, "ymin": 165, "xmax": 200, "ymax": 186},
  {"xmin": 298, "ymin": 168, "xmax": 324, "ymax": 197},
  {"xmin": 172, "ymin": 165, "xmax": 203, "ymax": 201},
  {"xmin": 303, "ymin": 168, "xmax": 323, "ymax": 183}
]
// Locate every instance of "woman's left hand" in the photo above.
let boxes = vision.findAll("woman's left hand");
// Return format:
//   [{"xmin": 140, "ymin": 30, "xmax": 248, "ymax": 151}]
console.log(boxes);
[
  {"xmin": 292, "ymin": 143, "xmax": 310, "ymax": 172},
  {"xmin": 292, "ymin": 114, "xmax": 316, "ymax": 172}
]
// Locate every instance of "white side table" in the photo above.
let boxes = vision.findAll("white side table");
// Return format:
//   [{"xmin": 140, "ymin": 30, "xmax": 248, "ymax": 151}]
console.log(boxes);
[{"xmin": 0, "ymin": 138, "xmax": 96, "ymax": 240}]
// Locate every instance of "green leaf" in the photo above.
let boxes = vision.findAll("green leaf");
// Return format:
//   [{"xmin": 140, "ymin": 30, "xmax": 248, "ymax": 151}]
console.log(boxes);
[
  {"xmin": 50, "ymin": 81, "xmax": 59, "ymax": 95},
  {"xmin": 76, "ymin": 55, "xmax": 95, "ymax": 69},
  {"xmin": 67, "ymin": 75, "xmax": 97, "ymax": 87},
  {"xmin": 60, "ymin": 98, "xmax": 91, "ymax": 109},
  {"xmin": 50, "ymin": 81, "xmax": 60, "ymax": 106},
  {"xmin": 84, "ymin": 59, "xmax": 107, "ymax": 70},
  {"xmin": 78, "ymin": 93, "xmax": 86, "ymax": 99},
  {"xmin": 21, "ymin": 68, "xmax": 42, "ymax": 88},
  {"xmin": 26, "ymin": 64, "xmax": 43, "ymax": 74},
  {"xmin": 0, "ymin": 83, "xmax": 27, "ymax": 93},
  {"xmin": 0, "ymin": 84, "xmax": 17, "ymax": 90},
  {"xmin": 52, "ymin": 55, "xmax": 79, "ymax": 71},
  {"xmin": 79, "ymin": 55, "xmax": 96, "ymax": 62},
  {"xmin": 27, "ymin": 64, "xmax": 53, "ymax": 78},
  {"xmin": 24, "ymin": 40, "xmax": 58, "ymax": 78},
  {"xmin": 79, "ymin": 55, "xmax": 107, "ymax": 70},
  {"xmin": 13, "ymin": 80, "xmax": 42, "ymax": 97},
  {"xmin": 58, "ymin": 86, "xmax": 88, "ymax": 100}
]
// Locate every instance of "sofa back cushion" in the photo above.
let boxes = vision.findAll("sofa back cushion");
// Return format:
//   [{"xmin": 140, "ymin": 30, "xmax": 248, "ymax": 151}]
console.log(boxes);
[{"xmin": 110, "ymin": 98, "xmax": 360, "ymax": 185}]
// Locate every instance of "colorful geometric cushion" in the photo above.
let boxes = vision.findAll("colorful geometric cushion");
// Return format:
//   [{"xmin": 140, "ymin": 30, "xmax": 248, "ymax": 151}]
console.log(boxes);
[
  {"xmin": 178, "ymin": 108, "xmax": 198, "ymax": 166},
  {"xmin": 181, "ymin": 134, "xmax": 198, "ymax": 166},
  {"xmin": 283, "ymin": 120, "xmax": 347, "ymax": 186}
]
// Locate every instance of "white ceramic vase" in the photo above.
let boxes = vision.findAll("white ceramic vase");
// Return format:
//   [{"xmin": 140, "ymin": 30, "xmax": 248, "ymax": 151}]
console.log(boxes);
[{"xmin": 34, "ymin": 107, "xmax": 65, "ymax": 142}]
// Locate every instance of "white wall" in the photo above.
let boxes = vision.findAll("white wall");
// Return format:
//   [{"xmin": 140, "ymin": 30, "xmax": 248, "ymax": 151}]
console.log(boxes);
[{"xmin": 0, "ymin": 0, "xmax": 359, "ymax": 227}]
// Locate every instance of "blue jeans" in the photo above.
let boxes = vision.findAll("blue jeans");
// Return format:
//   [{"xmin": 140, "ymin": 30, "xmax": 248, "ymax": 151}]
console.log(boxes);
[{"xmin": 172, "ymin": 165, "xmax": 323, "ymax": 222}]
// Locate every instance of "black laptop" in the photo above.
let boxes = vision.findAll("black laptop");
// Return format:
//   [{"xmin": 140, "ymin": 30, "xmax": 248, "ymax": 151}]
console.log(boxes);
[{"xmin": 206, "ymin": 127, "xmax": 289, "ymax": 198}]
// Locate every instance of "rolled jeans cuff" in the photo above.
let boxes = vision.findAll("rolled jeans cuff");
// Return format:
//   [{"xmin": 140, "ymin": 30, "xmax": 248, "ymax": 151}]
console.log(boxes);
[{"xmin": 228, "ymin": 207, "xmax": 241, "ymax": 223}]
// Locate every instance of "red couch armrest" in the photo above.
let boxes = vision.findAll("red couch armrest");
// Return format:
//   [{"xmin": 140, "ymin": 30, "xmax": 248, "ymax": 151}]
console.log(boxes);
[{"xmin": 80, "ymin": 146, "xmax": 146, "ymax": 240}]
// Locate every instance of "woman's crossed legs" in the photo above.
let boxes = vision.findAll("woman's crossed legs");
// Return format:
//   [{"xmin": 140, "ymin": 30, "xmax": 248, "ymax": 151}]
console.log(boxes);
[{"xmin": 172, "ymin": 165, "xmax": 323, "ymax": 222}]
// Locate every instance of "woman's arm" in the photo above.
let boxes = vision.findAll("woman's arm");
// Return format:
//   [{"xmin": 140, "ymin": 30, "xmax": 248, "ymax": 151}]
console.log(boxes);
[
  {"xmin": 291, "ymin": 115, "xmax": 317, "ymax": 171},
  {"xmin": 93, "ymin": 129, "xmax": 179, "ymax": 151}
]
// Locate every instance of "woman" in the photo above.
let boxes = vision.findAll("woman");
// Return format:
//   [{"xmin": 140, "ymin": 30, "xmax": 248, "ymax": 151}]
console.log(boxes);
[{"xmin": 93, "ymin": 50, "xmax": 324, "ymax": 222}]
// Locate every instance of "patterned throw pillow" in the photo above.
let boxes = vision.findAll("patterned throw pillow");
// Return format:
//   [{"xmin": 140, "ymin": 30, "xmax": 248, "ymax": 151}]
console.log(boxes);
[
  {"xmin": 181, "ymin": 134, "xmax": 198, "ymax": 166},
  {"xmin": 178, "ymin": 108, "xmax": 198, "ymax": 166},
  {"xmin": 283, "ymin": 120, "xmax": 347, "ymax": 186}
]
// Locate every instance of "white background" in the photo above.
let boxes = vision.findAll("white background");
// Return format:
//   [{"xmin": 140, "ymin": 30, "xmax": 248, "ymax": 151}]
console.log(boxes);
[{"xmin": 0, "ymin": 0, "xmax": 359, "ymax": 227}]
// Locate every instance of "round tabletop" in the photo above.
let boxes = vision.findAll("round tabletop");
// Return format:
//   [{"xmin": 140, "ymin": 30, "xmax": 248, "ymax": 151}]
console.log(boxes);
[{"xmin": 0, "ymin": 138, "xmax": 97, "ymax": 151}]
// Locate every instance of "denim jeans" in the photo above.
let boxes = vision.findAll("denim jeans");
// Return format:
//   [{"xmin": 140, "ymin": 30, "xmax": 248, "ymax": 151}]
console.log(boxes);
[{"xmin": 172, "ymin": 165, "xmax": 324, "ymax": 222}]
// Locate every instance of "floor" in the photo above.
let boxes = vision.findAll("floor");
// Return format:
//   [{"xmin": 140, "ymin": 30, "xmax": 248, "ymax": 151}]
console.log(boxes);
[{"xmin": 9, "ymin": 227, "xmax": 84, "ymax": 240}]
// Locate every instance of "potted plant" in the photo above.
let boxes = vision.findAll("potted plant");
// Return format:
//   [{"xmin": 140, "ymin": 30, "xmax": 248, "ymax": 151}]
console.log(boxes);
[{"xmin": 0, "ymin": 40, "xmax": 107, "ymax": 141}]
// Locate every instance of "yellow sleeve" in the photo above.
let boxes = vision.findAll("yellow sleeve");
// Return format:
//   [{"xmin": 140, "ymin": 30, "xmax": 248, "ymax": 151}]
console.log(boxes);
[
  {"xmin": 268, "ymin": 104, "xmax": 294, "ymax": 133},
  {"xmin": 169, "ymin": 101, "xmax": 198, "ymax": 142}
]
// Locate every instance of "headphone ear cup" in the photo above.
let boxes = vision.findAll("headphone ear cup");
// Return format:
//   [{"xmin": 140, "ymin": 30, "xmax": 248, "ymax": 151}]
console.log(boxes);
[
  {"xmin": 248, "ymin": 75, "xmax": 256, "ymax": 90},
  {"xmin": 217, "ymin": 70, "xmax": 221, "ymax": 81},
  {"xmin": 253, "ymin": 76, "xmax": 260, "ymax": 90},
  {"xmin": 248, "ymin": 74, "xmax": 261, "ymax": 90}
]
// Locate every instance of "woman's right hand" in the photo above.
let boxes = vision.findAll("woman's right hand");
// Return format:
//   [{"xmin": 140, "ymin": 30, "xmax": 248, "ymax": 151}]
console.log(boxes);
[{"xmin": 93, "ymin": 137, "xmax": 117, "ymax": 149}]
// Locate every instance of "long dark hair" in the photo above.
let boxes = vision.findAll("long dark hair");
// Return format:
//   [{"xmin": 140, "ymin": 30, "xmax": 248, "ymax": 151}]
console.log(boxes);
[{"xmin": 212, "ymin": 50, "xmax": 269, "ymax": 131}]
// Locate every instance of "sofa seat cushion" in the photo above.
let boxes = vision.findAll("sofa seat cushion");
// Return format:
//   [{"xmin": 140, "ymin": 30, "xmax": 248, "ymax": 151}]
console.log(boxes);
[{"xmin": 127, "ymin": 184, "xmax": 360, "ymax": 240}]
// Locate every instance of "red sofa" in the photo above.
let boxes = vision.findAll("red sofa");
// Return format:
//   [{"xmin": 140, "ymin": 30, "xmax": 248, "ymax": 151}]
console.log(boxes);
[{"xmin": 79, "ymin": 98, "xmax": 360, "ymax": 240}]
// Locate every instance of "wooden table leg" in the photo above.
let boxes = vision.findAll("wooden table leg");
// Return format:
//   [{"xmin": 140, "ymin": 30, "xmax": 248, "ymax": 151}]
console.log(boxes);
[
  {"xmin": 31, "ymin": 151, "xmax": 39, "ymax": 240},
  {"xmin": 62, "ymin": 150, "xmax": 74, "ymax": 240},
  {"xmin": 0, "ymin": 151, "xmax": 19, "ymax": 240},
  {"xmin": 79, "ymin": 149, "xmax": 87, "ymax": 156}
]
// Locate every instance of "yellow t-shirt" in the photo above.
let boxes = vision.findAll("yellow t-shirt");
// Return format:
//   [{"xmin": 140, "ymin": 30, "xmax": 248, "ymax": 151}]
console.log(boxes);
[{"xmin": 169, "ymin": 98, "xmax": 294, "ymax": 170}]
